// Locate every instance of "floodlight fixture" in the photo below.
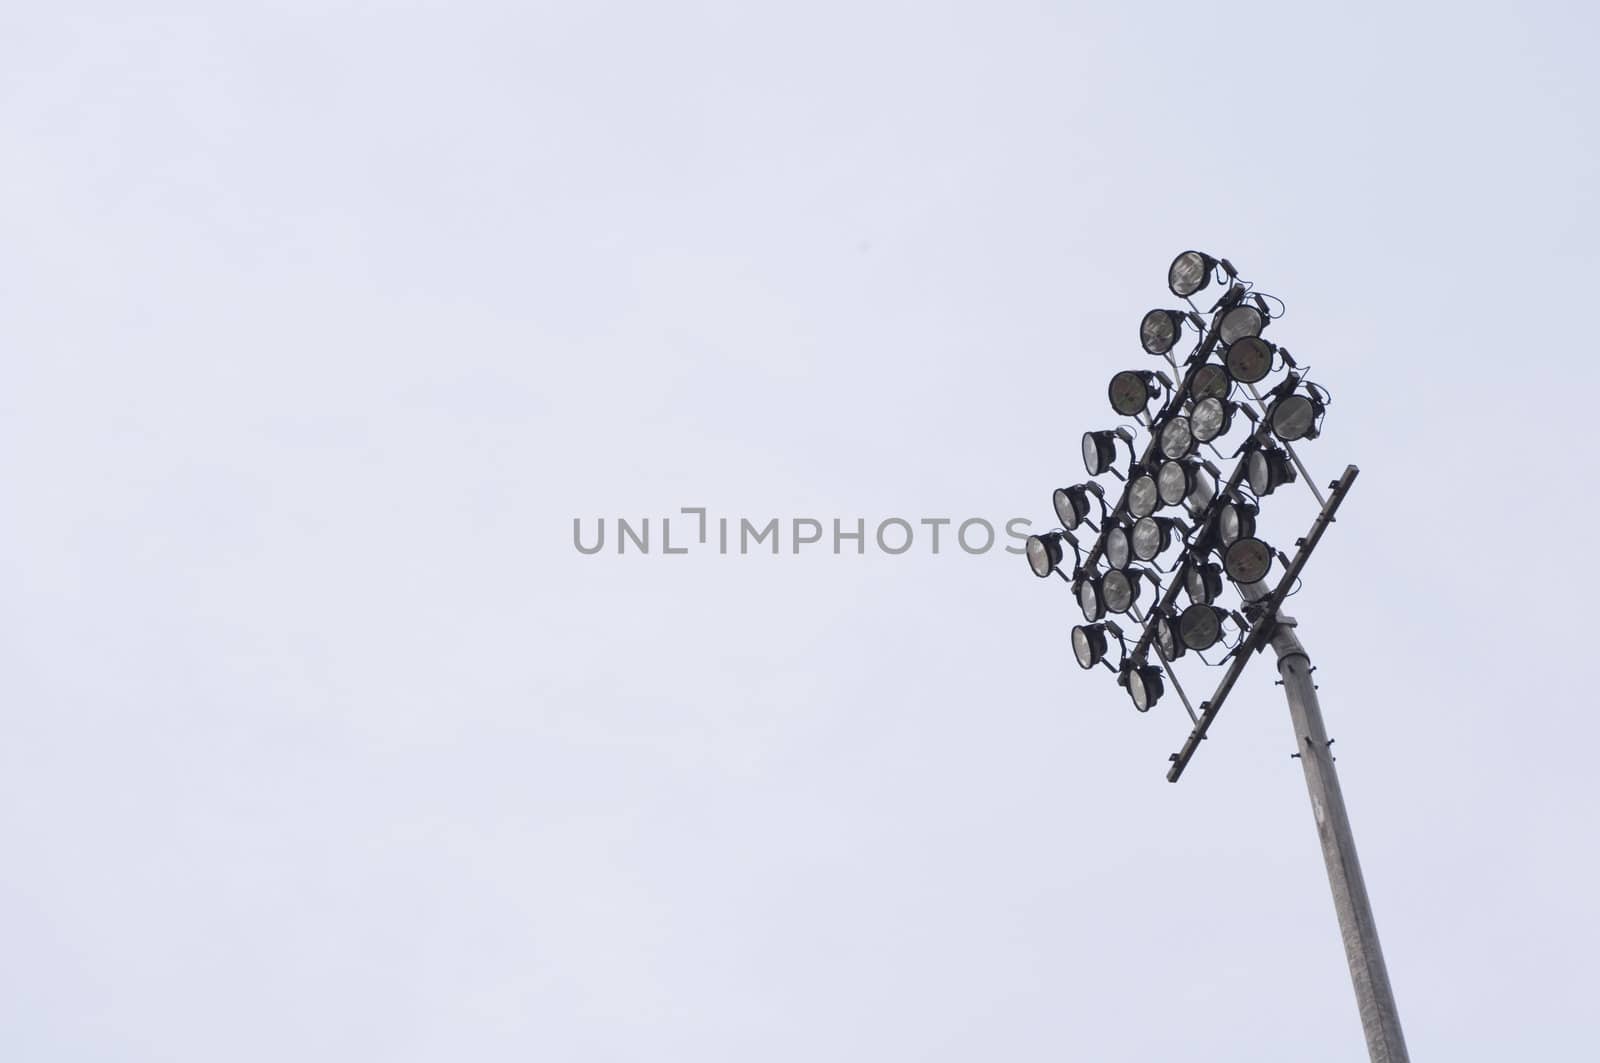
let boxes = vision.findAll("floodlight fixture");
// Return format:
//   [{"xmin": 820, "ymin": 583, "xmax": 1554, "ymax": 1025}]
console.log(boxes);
[
  {"xmin": 1140, "ymin": 309, "xmax": 1186, "ymax": 356},
  {"xmin": 1079, "ymin": 619, "xmax": 1129, "ymax": 670},
  {"xmin": 1168, "ymin": 250, "xmax": 1217, "ymax": 298},
  {"xmin": 1083, "ymin": 428, "xmax": 1133, "ymax": 477},
  {"xmin": 1071, "ymin": 623, "xmax": 1110, "ymax": 670},
  {"xmin": 1185, "ymin": 558, "xmax": 1224, "ymax": 605},
  {"xmin": 1124, "ymin": 662, "xmax": 1165, "ymax": 712},
  {"xmin": 1131, "ymin": 515, "xmax": 1182, "ymax": 561},
  {"xmin": 1104, "ymin": 523, "xmax": 1133, "ymax": 570},
  {"xmin": 1218, "ymin": 304, "xmax": 1265, "ymax": 346},
  {"xmin": 1225, "ymin": 336, "xmax": 1275, "ymax": 384},
  {"xmin": 1247, "ymin": 445, "xmax": 1297, "ymax": 497},
  {"xmin": 1158, "ymin": 415, "xmax": 1195, "ymax": 460},
  {"xmin": 1214, "ymin": 499, "xmax": 1258, "ymax": 546},
  {"xmin": 1068, "ymin": 614, "xmax": 1132, "ymax": 665},
  {"xmin": 1178, "ymin": 603, "xmax": 1229, "ymax": 651},
  {"xmin": 1025, "ymin": 531, "xmax": 1068, "ymax": 578},
  {"xmin": 1076, "ymin": 575, "xmax": 1105, "ymax": 622},
  {"xmin": 1268, "ymin": 388, "xmax": 1327, "ymax": 442},
  {"xmin": 1189, "ymin": 396, "xmax": 1234, "ymax": 443},
  {"xmin": 1127, "ymin": 471, "xmax": 1160, "ymax": 519},
  {"xmin": 1109, "ymin": 370, "xmax": 1161, "ymax": 417},
  {"xmin": 1150, "ymin": 609, "xmax": 1187, "ymax": 662},
  {"xmin": 1101, "ymin": 566, "xmax": 1148, "ymax": 614},
  {"xmin": 1223, "ymin": 535, "xmax": 1274, "ymax": 584},
  {"xmin": 1053, "ymin": 482, "xmax": 1106, "ymax": 532},
  {"xmin": 1189, "ymin": 363, "xmax": 1232, "ymax": 401},
  {"xmin": 1157, "ymin": 458, "xmax": 1202, "ymax": 507}
]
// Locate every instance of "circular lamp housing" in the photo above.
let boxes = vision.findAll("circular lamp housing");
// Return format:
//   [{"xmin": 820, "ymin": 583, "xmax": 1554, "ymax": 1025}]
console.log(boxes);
[
  {"xmin": 1053, "ymin": 484, "xmax": 1102, "ymax": 532},
  {"xmin": 1157, "ymin": 459, "xmax": 1198, "ymax": 507},
  {"xmin": 1178, "ymin": 603, "xmax": 1227, "ymax": 651},
  {"xmin": 1072, "ymin": 624, "xmax": 1108, "ymax": 670},
  {"xmin": 1268, "ymin": 393, "xmax": 1323, "ymax": 442},
  {"xmin": 1104, "ymin": 524, "xmax": 1132, "ymax": 570},
  {"xmin": 1189, "ymin": 363, "xmax": 1232, "ymax": 401},
  {"xmin": 1025, "ymin": 532, "xmax": 1065, "ymax": 578},
  {"xmin": 1151, "ymin": 610, "xmax": 1187, "ymax": 662},
  {"xmin": 1215, "ymin": 500, "xmax": 1258, "ymax": 546},
  {"xmin": 1101, "ymin": 568, "xmax": 1143, "ymax": 614},
  {"xmin": 1126, "ymin": 664, "xmax": 1164, "ymax": 712},
  {"xmin": 1140, "ymin": 309, "xmax": 1185, "ymax": 356},
  {"xmin": 1083, "ymin": 430, "xmax": 1120, "ymax": 477},
  {"xmin": 1158, "ymin": 416, "xmax": 1195, "ymax": 460},
  {"xmin": 1131, "ymin": 516, "xmax": 1175, "ymax": 561},
  {"xmin": 1218, "ymin": 304, "xmax": 1265, "ymax": 346},
  {"xmin": 1225, "ymin": 336, "xmax": 1274, "ymax": 384},
  {"xmin": 1190, "ymin": 396, "xmax": 1234, "ymax": 443},
  {"xmin": 1224, "ymin": 536, "xmax": 1274, "ymax": 584},
  {"xmin": 1185, "ymin": 560, "xmax": 1224, "ymax": 605},
  {"xmin": 1247, "ymin": 447, "xmax": 1296, "ymax": 497},
  {"xmin": 1127, "ymin": 473, "xmax": 1160, "ymax": 519},
  {"xmin": 1053, "ymin": 487, "xmax": 1085, "ymax": 531},
  {"xmin": 1168, "ymin": 251, "xmax": 1215, "ymax": 298},
  {"xmin": 1109, "ymin": 370, "xmax": 1156, "ymax": 417},
  {"xmin": 1077, "ymin": 577, "xmax": 1105, "ymax": 622}
]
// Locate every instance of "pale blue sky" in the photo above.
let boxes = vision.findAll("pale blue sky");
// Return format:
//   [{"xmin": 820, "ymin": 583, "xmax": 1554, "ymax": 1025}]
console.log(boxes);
[{"xmin": 2, "ymin": 3, "xmax": 1596, "ymax": 1060}]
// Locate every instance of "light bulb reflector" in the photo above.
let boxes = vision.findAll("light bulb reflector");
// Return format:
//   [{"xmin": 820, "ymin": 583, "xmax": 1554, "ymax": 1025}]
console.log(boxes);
[
  {"xmin": 1128, "ymin": 475, "xmax": 1159, "ymax": 518},
  {"xmin": 1224, "ymin": 536, "xmax": 1273, "ymax": 584},
  {"xmin": 1109, "ymin": 371, "xmax": 1151, "ymax": 416},
  {"xmin": 1189, "ymin": 364, "xmax": 1231, "ymax": 401},
  {"xmin": 1026, "ymin": 534, "xmax": 1057, "ymax": 578},
  {"xmin": 1053, "ymin": 488, "xmax": 1079, "ymax": 531},
  {"xmin": 1168, "ymin": 251, "xmax": 1211, "ymax": 298},
  {"xmin": 1247, "ymin": 450, "xmax": 1273, "ymax": 496},
  {"xmin": 1218, "ymin": 305, "xmax": 1264, "ymax": 345},
  {"xmin": 1185, "ymin": 562, "xmax": 1217, "ymax": 605},
  {"xmin": 1128, "ymin": 666, "xmax": 1163, "ymax": 711},
  {"xmin": 1103, "ymin": 570, "xmax": 1135, "ymax": 613},
  {"xmin": 1140, "ymin": 310, "xmax": 1180, "ymax": 356},
  {"xmin": 1225, "ymin": 336, "xmax": 1273, "ymax": 383},
  {"xmin": 1132, "ymin": 517, "xmax": 1165, "ymax": 560},
  {"xmin": 1078, "ymin": 579, "xmax": 1102, "ymax": 622},
  {"xmin": 1159, "ymin": 416, "xmax": 1194, "ymax": 459},
  {"xmin": 1156, "ymin": 615, "xmax": 1179, "ymax": 659},
  {"xmin": 1105, "ymin": 526, "xmax": 1131, "ymax": 570},
  {"xmin": 1157, "ymin": 460, "xmax": 1190, "ymax": 506},
  {"xmin": 1218, "ymin": 502, "xmax": 1252, "ymax": 545},
  {"xmin": 1179, "ymin": 603, "xmax": 1223, "ymax": 650},
  {"xmin": 1191, "ymin": 396, "xmax": 1229, "ymax": 442},
  {"xmin": 1072, "ymin": 625, "xmax": 1097, "ymax": 669},
  {"xmin": 1271, "ymin": 394, "xmax": 1317, "ymax": 441}
]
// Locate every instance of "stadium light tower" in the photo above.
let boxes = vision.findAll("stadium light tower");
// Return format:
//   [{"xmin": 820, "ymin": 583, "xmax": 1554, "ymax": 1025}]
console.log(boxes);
[{"xmin": 1023, "ymin": 252, "xmax": 1409, "ymax": 1063}]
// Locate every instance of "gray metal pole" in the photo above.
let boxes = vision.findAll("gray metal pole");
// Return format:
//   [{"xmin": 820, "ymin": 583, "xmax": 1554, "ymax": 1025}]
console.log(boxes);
[{"xmin": 1269, "ymin": 616, "xmax": 1410, "ymax": 1063}]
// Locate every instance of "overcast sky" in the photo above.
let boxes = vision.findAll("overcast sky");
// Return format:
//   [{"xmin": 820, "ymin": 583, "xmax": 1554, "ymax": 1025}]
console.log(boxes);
[{"xmin": 3, "ymin": 3, "xmax": 1597, "ymax": 1060}]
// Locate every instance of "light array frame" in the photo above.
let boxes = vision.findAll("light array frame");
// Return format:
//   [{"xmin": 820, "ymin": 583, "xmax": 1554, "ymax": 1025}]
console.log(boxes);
[{"xmin": 1025, "ymin": 252, "xmax": 1354, "ymax": 780}]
